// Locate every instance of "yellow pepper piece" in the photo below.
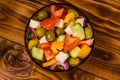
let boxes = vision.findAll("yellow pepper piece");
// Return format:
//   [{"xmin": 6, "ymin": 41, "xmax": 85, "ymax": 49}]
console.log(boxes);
[
  {"xmin": 78, "ymin": 44, "xmax": 91, "ymax": 59},
  {"xmin": 64, "ymin": 12, "xmax": 75, "ymax": 23},
  {"xmin": 28, "ymin": 39, "xmax": 38, "ymax": 50},
  {"xmin": 42, "ymin": 58, "xmax": 56, "ymax": 67},
  {"xmin": 69, "ymin": 20, "xmax": 76, "ymax": 25},
  {"xmin": 51, "ymin": 41, "xmax": 64, "ymax": 54}
]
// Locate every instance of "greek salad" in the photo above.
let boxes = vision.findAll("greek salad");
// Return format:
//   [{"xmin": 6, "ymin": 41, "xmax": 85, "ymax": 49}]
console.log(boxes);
[{"xmin": 26, "ymin": 5, "xmax": 94, "ymax": 71}]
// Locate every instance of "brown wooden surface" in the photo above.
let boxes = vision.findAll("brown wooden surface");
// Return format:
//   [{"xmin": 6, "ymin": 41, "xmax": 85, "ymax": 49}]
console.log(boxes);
[{"xmin": 0, "ymin": 0, "xmax": 120, "ymax": 80}]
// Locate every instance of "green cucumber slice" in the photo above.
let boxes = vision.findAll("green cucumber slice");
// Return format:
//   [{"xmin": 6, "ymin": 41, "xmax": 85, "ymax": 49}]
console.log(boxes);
[
  {"xmin": 71, "ymin": 23, "xmax": 85, "ymax": 40},
  {"xmin": 69, "ymin": 46, "xmax": 81, "ymax": 58},
  {"xmin": 57, "ymin": 35, "xmax": 65, "ymax": 41},
  {"xmin": 31, "ymin": 47, "xmax": 43, "ymax": 61}
]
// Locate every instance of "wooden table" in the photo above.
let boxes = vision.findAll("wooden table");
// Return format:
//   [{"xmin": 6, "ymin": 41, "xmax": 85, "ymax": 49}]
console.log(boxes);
[{"xmin": 0, "ymin": 0, "xmax": 120, "ymax": 80}]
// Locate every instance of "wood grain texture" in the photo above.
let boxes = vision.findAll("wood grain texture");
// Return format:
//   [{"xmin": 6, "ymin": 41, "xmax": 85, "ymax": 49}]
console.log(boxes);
[{"xmin": 0, "ymin": 0, "xmax": 120, "ymax": 80}]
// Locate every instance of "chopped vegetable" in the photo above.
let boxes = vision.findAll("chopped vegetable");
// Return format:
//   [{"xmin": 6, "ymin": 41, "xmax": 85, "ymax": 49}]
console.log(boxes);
[
  {"xmin": 71, "ymin": 23, "xmax": 85, "ymax": 40},
  {"xmin": 64, "ymin": 12, "xmax": 75, "ymax": 23},
  {"xmin": 40, "ymin": 42, "xmax": 51, "ymax": 50},
  {"xmin": 50, "ymin": 61, "xmax": 69, "ymax": 70},
  {"xmin": 80, "ymin": 38, "xmax": 94, "ymax": 46},
  {"xmin": 51, "ymin": 41, "xmax": 64, "ymax": 53},
  {"xmin": 78, "ymin": 44, "xmax": 91, "ymax": 59},
  {"xmin": 69, "ymin": 20, "xmax": 76, "ymax": 25},
  {"xmin": 42, "ymin": 58, "xmax": 56, "ymax": 67},
  {"xmin": 28, "ymin": 39, "xmax": 38, "ymax": 50},
  {"xmin": 45, "ymin": 31, "xmax": 56, "ymax": 41},
  {"xmin": 69, "ymin": 57, "xmax": 80, "ymax": 66},
  {"xmin": 29, "ymin": 19, "xmax": 40, "ymax": 28},
  {"xmin": 64, "ymin": 35, "xmax": 80, "ymax": 52},
  {"xmin": 38, "ymin": 11, "xmax": 48, "ymax": 20},
  {"xmin": 57, "ymin": 35, "xmax": 65, "ymax": 41},
  {"xmin": 51, "ymin": 5, "xmax": 57, "ymax": 14},
  {"xmin": 55, "ymin": 51, "xmax": 69, "ymax": 63},
  {"xmin": 44, "ymin": 48, "xmax": 56, "ymax": 61},
  {"xmin": 69, "ymin": 46, "xmax": 81, "ymax": 58},
  {"xmin": 41, "ymin": 17, "xmax": 59, "ymax": 31},
  {"xmin": 27, "ymin": 34, "xmax": 33, "ymax": 40},
  {"xmin": 68, "ymin": 9, "xmax": 79, "ymax": 18},
  {"xmin": 51, "ymin": 5, "xmax": 64, "ymax": 18},
  {"xmin": 85, "ymin": 26, "xmax": 93, "ymax": 39},
  {"xmin": 31, "ymin": 47, "xmax": 43, "ymax": 61},
  {"xmin": 61, "ymin": 8, "xmax": 68, "ymax": 19}
]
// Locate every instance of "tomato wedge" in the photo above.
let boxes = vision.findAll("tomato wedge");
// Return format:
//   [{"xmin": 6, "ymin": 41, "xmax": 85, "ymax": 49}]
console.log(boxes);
[
  {"xmin": 64, "ymin": 35, "xmax": 80, "ymax": 52},
  {"xmin": 40, "ymin": 43, "xmax": 51, "ymax": 50},
  {"xmin": 51, "ymin": 5, "xmax": 57, "ymax": 14},
  {"xmin": 44, "ymin": 48, "xmax": 56, "ymax": 61},
  {"xmin": 41, "ymin": 17, "xmax": 59, "ymax": 31},
  {"xmin": 61, "ymin": 8, "xmax": 68, "ymax": 19},
  {"xmin": 51, "ymin": 5, "xmax": 64, "ymax": 18},
  {"xmin": 79, "ymin": 39, "xmax": 94, "ymax": 46},
  {"xmin": 40, "ymin": 42, "xmax": 55, "ymax": 60}
]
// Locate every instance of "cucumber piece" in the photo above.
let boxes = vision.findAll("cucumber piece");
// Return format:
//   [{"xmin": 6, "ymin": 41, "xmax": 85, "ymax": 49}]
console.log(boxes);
[
  {"xmin": 57, "ymin": 35, "xmax": 65, "ymax": 41},
  {"xmin": 69, "ymin": 46, "xmax": 81, "ymax": 58},
  {"xmin": 31, "ymin": 47, "xmax": 43, "ymax": 61},
  {"xmin": 71, "ymin": 23, "xmax": 85, "ymax": 40}
]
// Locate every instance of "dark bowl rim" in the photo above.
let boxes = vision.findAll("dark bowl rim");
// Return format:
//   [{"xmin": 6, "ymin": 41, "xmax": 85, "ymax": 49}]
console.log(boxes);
[{"xmin": 24, "ymin": 3, "xmax": 95, "ymax": 72}]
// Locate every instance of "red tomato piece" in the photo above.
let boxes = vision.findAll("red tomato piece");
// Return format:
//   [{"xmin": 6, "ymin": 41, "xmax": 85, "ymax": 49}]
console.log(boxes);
[
  {"xmin": 64, "ymin": 35, "xmax": 80, "ymax": 52},
  {"xmin": 78, "ymin": 44, "xmax": 84, "ymax": 48},
  {"xmin": 44, "ymin": 48, "xmax": 56, "ymax": 61},
  {"xmin": 79, "ymin": 39, "xmax": 94, "ymax": 46},
  {"xmin": 40, "ymin": 43, "xmax": 51, "ymax": 50},
  {"xmin": 61, "ymin": 8, "xmax": 68, "ymax": 19},
  {"xmin": 54, "ymin": 8, "xmax": 64, "ymax": 18},
  {"xmin": 51, "ymin": 5, "xmax": 64, "ymax": 18},
  {"xmin": 41, "ymin": 17, "xmax": 59, "ymax": 31},
  {"xmin": 51, "ymin": 5, "xmax": 57, "ymax": 14}
]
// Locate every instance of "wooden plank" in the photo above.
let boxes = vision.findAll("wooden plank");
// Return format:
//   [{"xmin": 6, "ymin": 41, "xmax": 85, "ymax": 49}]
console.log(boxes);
[
  {"xmin": 0, "ymin": 37, "xmax": 104, "ymax": 80},
  {"xmin": 0, "ymin": 24, "xmax": 24, "ymax": 45}
]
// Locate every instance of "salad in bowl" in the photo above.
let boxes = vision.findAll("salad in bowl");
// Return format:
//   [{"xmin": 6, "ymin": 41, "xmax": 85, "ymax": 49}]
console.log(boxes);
[{"xmin": 25, "ymin": 3, "xmax": 94, "ymax": 71}]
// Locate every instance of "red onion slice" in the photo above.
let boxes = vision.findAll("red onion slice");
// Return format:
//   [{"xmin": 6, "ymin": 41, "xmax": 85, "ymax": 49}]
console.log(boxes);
[{"xmin": 50, "ymin": 61, "xmax": 69, "ymax": 71}]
